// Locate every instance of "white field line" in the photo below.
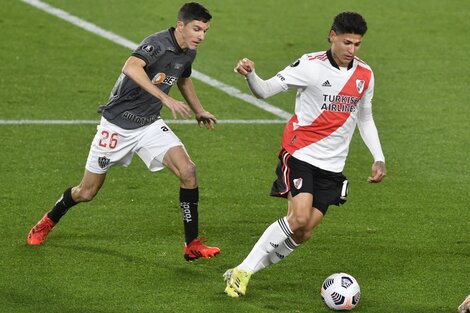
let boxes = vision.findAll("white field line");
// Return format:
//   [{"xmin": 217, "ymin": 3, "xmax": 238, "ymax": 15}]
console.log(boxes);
[
  {"xmin": 19, "ymin": 0, "xmax": 292, "ymax": 121},
  {"xmin": 0, "ymin": 119, "xmax": 286, "ymax": 125}
]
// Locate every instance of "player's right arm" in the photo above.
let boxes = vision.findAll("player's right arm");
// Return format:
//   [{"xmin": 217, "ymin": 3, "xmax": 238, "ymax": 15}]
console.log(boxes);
[
  {"xmin": 122, "ymin": 56, "xmax": 191, "ymax": 119},
  {"xmin": 234, "ymin": 58, "xmax": 284, "ymax": 99}
]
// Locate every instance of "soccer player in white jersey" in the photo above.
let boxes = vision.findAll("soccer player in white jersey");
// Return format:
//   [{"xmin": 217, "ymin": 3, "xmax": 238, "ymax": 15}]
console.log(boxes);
[
  {"xmin": 224, "ymin": 11, "xmax": 386, "ymax": 297},
  {"xmin": 27, "ymin": 2, "xmax": 220, "ymax": 262}
]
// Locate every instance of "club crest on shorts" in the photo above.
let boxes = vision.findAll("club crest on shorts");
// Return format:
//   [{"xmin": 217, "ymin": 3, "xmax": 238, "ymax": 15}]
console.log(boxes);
[
  {"xmin": 293, "ymin": 178, "xmax": 303, "ymax": 189},
  {"xmin": 98, "ymin": 156, "xmax": 110, "ymax": 169}
]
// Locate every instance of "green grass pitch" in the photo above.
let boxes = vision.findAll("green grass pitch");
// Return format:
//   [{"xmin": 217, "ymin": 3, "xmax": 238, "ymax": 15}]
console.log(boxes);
[{"xmin": 1, "ymin": 0, "xmax": 469, "ymax": 312}]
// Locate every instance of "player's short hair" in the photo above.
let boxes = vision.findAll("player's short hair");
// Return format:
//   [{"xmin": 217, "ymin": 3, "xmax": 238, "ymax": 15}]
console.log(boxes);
[
  {"xmin": 330, "ymin": 11, "xmax": 368, "ymax": 36},
  {"xmin": 178, "ymin": 2, "xmax": 212, "ymax": 24}
]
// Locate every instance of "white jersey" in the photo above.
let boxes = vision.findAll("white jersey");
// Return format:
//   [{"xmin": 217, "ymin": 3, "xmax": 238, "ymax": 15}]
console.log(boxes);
[{"xmin": 275, "ymin": 50, "xmax": 375, "ymax": 172}]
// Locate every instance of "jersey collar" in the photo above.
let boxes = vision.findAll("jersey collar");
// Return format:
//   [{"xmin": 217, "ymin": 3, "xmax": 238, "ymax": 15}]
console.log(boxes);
[
  {"xmin": 169, "ymin": 27, "xmax": 187, "ymax": 54},
  {"xmin": 327, "ymin": 49, "xmax": 354, "ymax": 70}
]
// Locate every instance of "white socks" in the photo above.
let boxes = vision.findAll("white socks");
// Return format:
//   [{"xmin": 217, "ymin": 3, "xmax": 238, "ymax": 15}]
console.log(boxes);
[
  {"xmin": 252, "ymin": 236, "xmax": 299, "ymax": 273},
  {"xmin": 268, "ymin": 236, "xmax": 299, "ymax": 264},
  {"xmin": 238, "ymin": 217, "xmax": 295, "ymax": 273}
]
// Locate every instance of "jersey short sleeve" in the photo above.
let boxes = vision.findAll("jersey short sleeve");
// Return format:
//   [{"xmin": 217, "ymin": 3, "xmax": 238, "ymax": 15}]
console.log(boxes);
[
  {"xmin": 274, "ymin": 55, "xmax": 311, "ymax": 90},
  {"xmin": 181, "ymin": 63, "xmax": 192, "ymax": 78},
  {"xmin": 131, "ymin": 34, "xmax": 166, "ymax": 66}
]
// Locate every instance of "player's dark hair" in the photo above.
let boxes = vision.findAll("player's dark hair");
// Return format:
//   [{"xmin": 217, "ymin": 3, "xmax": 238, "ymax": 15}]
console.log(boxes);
[
  {"xmin": 330, "ymin": 12, "xmax": 367, "ymax": 36},
  {"xmin": 178, "ymin": 2, "xmax": 212, "ymax": 24}
]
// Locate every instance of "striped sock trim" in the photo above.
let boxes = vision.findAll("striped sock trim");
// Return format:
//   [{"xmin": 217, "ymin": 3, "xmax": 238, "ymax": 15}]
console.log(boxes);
[
  {"xmin": 277, "ymin": 217, "xmax": 293, "ymax": 237},
  {"xmin": 284, "ymin": 236, "xmax": 299, "ymax": 250}
]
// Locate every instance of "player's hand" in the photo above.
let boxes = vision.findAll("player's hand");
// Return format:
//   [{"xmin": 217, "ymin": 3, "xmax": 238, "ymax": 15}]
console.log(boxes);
[
  {"xmin": 234, "ymin": 58, "xmax": 255, "ymax": 76},
  {"xmin": 195, "ymin": 111, "xmax": 217, "ymax": 129},
  {"xmin": 368, "ymin": 161, "xmax": 386, "ymax": 183},
  {"xmin": 162, "ymin": 96, "xmax": 192, "ymax": 119},
  {"xmin": 458, "ymin": 295, "xmax": 470, "ymax": 313}
]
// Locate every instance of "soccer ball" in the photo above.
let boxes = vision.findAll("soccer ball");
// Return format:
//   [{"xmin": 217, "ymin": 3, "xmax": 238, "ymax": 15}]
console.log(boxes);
[{"xmin": 321, "ymin": 273, "xmax": 361, "ymax": 311}]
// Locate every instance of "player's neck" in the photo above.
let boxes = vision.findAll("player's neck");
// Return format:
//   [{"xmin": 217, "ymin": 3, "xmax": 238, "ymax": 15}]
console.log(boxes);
[{"xmin": 173, "ymin": 28, "xmax": 188, "ymax": 51}]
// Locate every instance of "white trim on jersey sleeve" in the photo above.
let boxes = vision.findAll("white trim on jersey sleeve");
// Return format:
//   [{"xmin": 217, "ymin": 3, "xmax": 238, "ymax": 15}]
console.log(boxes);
[
  {"xmin": 357, "ymin": 74, "xmax": 385, "ymax": 163},
  {"xmin": 245, "ymin": 70, "xmax": 284, "ymax": 99}
]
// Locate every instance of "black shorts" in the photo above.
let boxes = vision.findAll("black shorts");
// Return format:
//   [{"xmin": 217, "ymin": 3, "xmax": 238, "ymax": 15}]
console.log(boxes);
[{"xmin": 270, "ymin": 149, "xmax": 349, "ymax": 215}]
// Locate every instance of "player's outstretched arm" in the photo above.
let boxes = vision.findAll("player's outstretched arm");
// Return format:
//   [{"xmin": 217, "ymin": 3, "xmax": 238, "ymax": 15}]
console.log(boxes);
[
  {"xmin": 177, "ymin": 77, "xmax": 217, "ymax": 129},
  {"xmin": 233, "ymin": 58, "xmax": 284, "ymax": 99},
  {"xmin": 234, "ymin": 58, "xmax": 255, "ymax": 76},
  {"xmin": 122, "ymin": 56, "xmax": 191, "ymax": 119}
]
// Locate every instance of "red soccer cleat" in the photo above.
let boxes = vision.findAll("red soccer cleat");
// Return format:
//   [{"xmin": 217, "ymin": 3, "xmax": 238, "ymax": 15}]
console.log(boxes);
[
  {"xmin": 184, "ymin": 238, "xmax": 221, "ymax": 261},
  {"xmin": 27, "ymin": 214, "xmax": 56, "ymax": 245}
]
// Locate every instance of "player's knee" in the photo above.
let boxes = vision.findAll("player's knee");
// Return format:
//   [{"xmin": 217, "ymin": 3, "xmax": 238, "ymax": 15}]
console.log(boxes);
[
  {"xmin": 178, "ymin": 162, "xmax": 197, "ymax": 186},
  {"xmin": 288, "ymin": 214, "xmax": 310, "ymax": 230}
]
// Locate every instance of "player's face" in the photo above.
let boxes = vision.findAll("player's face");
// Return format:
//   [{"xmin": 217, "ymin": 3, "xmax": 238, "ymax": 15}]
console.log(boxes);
[
  {"xmin": 175, "ymin": 20, "xmax": 210, "ymax": 50},
  {"xmin": 329, "ymin": 31, "xmax": 363, "ymax": 67}
]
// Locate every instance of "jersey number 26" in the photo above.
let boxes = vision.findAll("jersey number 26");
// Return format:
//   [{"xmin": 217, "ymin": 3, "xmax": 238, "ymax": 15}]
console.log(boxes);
[{"xmin": 99, "ymin": 131, "xmax": 118, "ymax": 149}]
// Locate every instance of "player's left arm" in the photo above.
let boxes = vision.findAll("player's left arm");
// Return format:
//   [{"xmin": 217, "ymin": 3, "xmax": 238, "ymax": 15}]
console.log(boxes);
[
  {"xmin": 357, "ymin": 74, "xmax": 387, "ymax": 183},
  {"xmin": 177, "ymin": 77, "xmax": 217, "ymax": 129}
]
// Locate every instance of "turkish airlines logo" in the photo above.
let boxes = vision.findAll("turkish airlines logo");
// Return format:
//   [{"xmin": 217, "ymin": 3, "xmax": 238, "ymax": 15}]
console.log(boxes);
[{"xmin": 356, "ymin": 79, "xmax": 365, "ymax": 94}]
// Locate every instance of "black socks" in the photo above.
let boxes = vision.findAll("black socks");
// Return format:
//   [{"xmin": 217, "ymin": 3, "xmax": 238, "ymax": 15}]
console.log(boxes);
[
  {"xmin": 47, "ymin": 187, "xmax": 77, "ymax": 223},
  {"xmin": 180, "ymin": 187, "xmax": 199, "ymax": 245},
  {"xmin": 46, "ymin": 186, "xmax": 200, "ymax": 243}
]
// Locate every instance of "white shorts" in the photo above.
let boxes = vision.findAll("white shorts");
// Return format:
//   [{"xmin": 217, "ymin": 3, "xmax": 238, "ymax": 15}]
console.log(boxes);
[{"xmin": 85, "ymin": 117, "xmax": 184, "ymax": 174}]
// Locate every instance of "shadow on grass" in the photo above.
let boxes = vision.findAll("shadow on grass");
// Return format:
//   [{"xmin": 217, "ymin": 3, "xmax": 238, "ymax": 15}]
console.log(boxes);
[
  {"xmin": 47, "ymin": 242, "xmax": 149, "ymax": 264},
  {"xmin": 0, "ymin": 287, "xmax": 114, "ymax": 313}
]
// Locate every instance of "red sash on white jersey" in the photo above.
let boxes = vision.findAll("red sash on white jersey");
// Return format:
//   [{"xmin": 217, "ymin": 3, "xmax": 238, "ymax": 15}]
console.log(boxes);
[{"xmin": 282, "ymin": 65, "xmax": 372, "ymax": 155}]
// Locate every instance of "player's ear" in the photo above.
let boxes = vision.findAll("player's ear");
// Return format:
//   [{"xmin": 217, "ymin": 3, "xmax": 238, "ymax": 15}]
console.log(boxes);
[
  {"xmin": 328, "ymin": 30, "xmax": 336, "ymax": 43},
  {"xmin": 176, "ymin": 20, "xmax": 184, "ymax": 32}
]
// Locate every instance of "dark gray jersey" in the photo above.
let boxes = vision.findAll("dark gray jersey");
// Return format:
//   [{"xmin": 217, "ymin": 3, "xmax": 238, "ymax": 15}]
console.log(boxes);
[{"xmin": 98, "ymin": 28, "xmax": 196, "ymax": 129}]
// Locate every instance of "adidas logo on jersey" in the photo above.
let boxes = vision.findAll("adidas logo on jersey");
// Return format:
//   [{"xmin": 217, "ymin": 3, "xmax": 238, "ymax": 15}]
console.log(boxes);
[{"xmin": 322, "ymin": 80, "xmax": 332, "ymax": 87}]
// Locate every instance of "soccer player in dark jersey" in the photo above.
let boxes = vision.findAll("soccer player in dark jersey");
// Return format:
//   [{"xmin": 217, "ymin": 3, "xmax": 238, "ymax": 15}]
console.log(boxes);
[
  {"xmin": 224, "ymin": 12, "xmax": 386, "ymax": 297},
  {"xmin": 27, "ymin": 2, "xmax": 220, "ymax": 261}
]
